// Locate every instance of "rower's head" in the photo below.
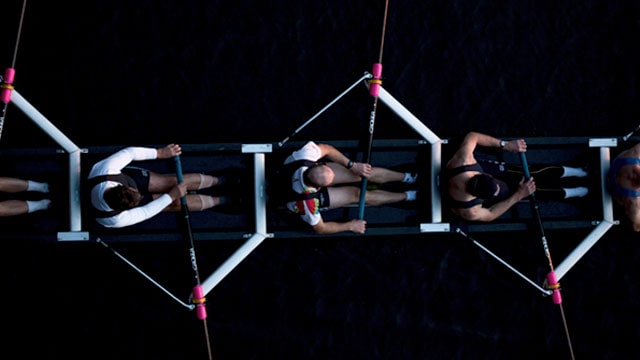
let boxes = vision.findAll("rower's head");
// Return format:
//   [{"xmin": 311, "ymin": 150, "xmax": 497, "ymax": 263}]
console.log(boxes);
[
  {"xmin": 467, "ymin": 173, "xmax": 500, "ymax": 199},
  {"xmin": 104, "ymin": 185, "xmax": 142, "ymax": 210},
  {"xmin": 304, "ymin": 164, "xmax": 334, "ymax": 188}
]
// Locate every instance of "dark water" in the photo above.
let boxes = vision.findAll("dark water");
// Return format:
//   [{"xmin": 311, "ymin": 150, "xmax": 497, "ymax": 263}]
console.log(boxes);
[{"xmin": 2, "ymin": 1, "xmax": 640, "ymax": 359}]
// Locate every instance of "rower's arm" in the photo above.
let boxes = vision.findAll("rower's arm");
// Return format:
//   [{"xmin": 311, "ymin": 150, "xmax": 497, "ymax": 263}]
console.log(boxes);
[
  {"xmin": 447, "ymin": 132, "xmax": 505, "ymax": 169},
  {"xmin": 459, "ymin": 178, "xmax": 535, "ymax": 222},
  {"xmin": 312, "ymin": 218, "xmax": 366, "ymax": 234},
  {"xmin": 316, "ymin": 143, "xmax": 352, "ymax": 168},
  {"xmin": 461, "ymin": 192, "xmax": 525, "ymax": 222}
]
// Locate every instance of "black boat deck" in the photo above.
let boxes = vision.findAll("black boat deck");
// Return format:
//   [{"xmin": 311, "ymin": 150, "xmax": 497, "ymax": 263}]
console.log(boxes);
[
  {"xmin": 0, "ymin": 136, "xmax": 615, "ymax": 241},
  {"xmin": 1, "ymin": 85, "xmax": 620, "ymax": 290},
  {"xmin": 0, "ymin": 139, "xmax": 432, "ymax": 242}
]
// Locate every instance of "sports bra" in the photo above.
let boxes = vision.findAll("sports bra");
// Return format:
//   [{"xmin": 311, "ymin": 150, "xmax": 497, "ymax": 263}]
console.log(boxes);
[
  {"xmin": 445, "ymin": 163, "xmax": 483, "ymax": 178},
  {"xmin": 608, "ymin": 157, "xmax": 640, "ymax": 197}
]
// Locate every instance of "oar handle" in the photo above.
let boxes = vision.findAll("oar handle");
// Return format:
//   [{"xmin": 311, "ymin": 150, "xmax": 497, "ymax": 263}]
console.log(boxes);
[
  {"xmin": 519, "ymin": 152, "xmax": 531, "ymax": 179},
  {"xmin": 174, "ymin": 155, "xmax": 184, "ymax": 182},
  {"xmin": 358, "ymin": 178, "xmax": 368, "ymax": 219},
  {"xmin": 519, "ymin": 152, "xmax": 537, "ymax": 202},
  {"xmin": 173, "ymin": 155, "xmax": 187, "ymax": 206}
]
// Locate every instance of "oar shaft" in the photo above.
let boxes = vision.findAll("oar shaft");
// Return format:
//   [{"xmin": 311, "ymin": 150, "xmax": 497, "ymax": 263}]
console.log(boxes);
[
  {"xmin": 174, "ymin": 155, "xmax": 207, "ymax": 320},
  {"xmin": 359, "ymin": 1, "xmax": 389, "ymax": 220},
  {"xmin": 520, "ymin": 152, "xmax": 558, "ymax": 274},
  {"xmin": 174, "ymin": 156, "xmax": 198, "ymax": 272},
  {"xmin": 623, "ymin": 123, "xmax": 640, "ymax": 142},
  {"xmin": 358, "ymin": 103, "xmax": 378, "ymax": 219},
  {"xmin": 277, "ymin": 74, "xmax": 371, "ymax": 147}
]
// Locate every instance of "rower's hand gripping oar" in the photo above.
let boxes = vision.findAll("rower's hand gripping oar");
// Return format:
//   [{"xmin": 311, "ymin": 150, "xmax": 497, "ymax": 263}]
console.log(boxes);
[
  {"xmin": 519, "ymin": 152, "xmax": 562, "ymax": 305},
  {"xmin": 174, "ymin": 155, "xmax": 208, "ymax": 320}
]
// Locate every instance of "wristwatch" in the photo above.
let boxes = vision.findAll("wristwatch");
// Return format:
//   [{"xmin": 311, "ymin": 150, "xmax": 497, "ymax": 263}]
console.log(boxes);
[{"xmin": 500, "ymin": 140, "xmax": 506, "ymax": 149}]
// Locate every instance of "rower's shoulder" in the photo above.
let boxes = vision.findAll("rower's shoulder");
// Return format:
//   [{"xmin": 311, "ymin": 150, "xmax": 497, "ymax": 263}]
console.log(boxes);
[{"xmin": 622, "ymin": 143, "xmax": 640, "ymax": 157}]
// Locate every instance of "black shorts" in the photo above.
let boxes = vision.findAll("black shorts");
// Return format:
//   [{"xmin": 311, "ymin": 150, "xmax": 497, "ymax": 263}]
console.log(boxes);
[
  {"xmin": 122, "ymin": 166, "xmax": 150, "ymax": 191},
  {"xmin": 316, "ymin": 186, "xmax": 331, "ymax": 210}
]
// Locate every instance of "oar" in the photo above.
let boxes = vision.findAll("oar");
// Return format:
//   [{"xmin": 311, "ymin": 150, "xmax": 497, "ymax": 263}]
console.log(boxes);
[
  {"xmin": 622, "ymin": 123, "xmax": 640, "ymax": 142},
  {"xmin": 277, "ymin": 73, "xmax": 371, "ymax": 147},
  {"xmin": 0, "ymin": 0, "xmax": 28, "ymax": 142},
  {"xmin": 174, "ymin": 155, "xmax": 213, "ymax": 360},
  {"xmin": 96, "ymin": 238, "xmax": 195, "ymax": 310},
  {"xmin": 520, "ymin": 151, "xmax": 575, "ymax": 360},
  {"xmin": 174, "ymin": 155, "xmax": 207, "ymax": 318},
  {"xmin": 358, "ymin": 0, "xmax": 390, "ymax": 220},
  {"xmin": 519, "ymin": 152, "xmax": 562, "ymax": 303}
]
